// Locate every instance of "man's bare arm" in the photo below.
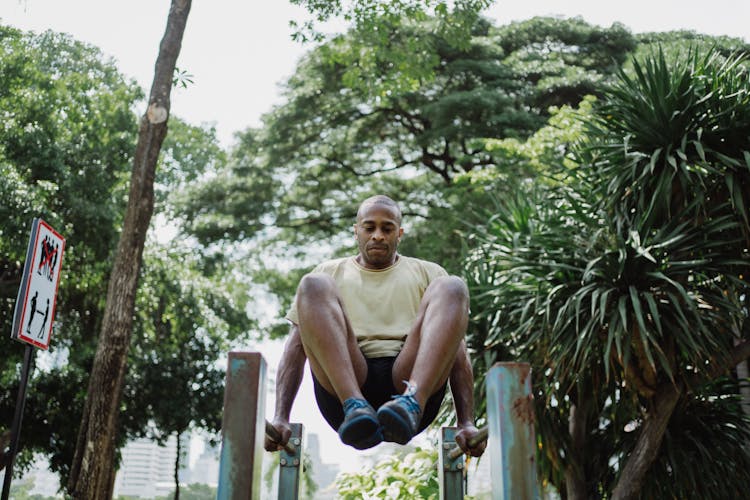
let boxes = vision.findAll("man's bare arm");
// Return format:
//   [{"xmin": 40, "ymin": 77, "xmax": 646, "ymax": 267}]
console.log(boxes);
[
  {"xmin": 264, "ymin": 324, "xmax": 307, "ymax": 452},
  {"xmin": 449, "ymin": 339, "xmax": 486, "ymax": 457}
]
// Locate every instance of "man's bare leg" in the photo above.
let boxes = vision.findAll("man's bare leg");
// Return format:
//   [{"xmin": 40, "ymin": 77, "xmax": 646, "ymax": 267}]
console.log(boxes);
[
  {"xmin": 296, "ymin": 273, "xmax": 382, "ymax": 449},
  {"xmin": 296, "ymin": 272, "xmax": 367, "ymax": 401},
  {"xmin": 380, "ymin": 275, "xmax": 469, "ymax": 443},
  {"xmin": 394, "ymin": 275, "xmax": 469, "ymax": 406}
]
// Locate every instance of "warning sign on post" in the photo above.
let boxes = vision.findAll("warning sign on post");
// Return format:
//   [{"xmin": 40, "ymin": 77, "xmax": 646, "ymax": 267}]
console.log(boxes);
[{"xmin": 11, "ymin": 219, "xmax": 66, "ymax": 350}]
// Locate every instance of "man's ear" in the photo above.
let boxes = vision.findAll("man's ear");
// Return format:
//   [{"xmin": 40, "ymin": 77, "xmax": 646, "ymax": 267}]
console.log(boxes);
[{"xmin": 353, "ymin": 223, "xmax": 358, "ymax": 238}]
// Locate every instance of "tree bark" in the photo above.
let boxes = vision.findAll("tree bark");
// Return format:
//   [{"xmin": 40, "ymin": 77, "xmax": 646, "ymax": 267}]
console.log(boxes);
[
  {"xmin": 67, "ymin": 1, "xmax": 192, "ymax": 498},
  {"xmin": 611, "ymin": 341, "xmax": 750, "ymax": 499},
  {"xmin": 0, "ymin": 430, "xmax": 10, "ymax": 471},
  {"xmin": 174, "ymin": 431, "xmax": 182, "ymax": 500},
  {"xmin": 737, "ymin": 359, "xmax": 750, "ymax": 418},
  {"xmin": 611, "ymin": 383, "xmax": 682, "ymax": 500},
  {"xmin": 565, "ymin": 400, "xmax": 588, "ymax": 500}
]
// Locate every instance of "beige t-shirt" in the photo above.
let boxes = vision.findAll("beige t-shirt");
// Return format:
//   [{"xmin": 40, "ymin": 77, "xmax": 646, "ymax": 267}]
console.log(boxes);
[{"xmin": 286, "ymin": 255, "xmax": 448, "ymax": 358}]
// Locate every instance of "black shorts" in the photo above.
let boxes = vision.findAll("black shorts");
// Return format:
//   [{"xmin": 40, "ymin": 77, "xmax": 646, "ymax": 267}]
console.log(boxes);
[{"xmin": 312, "ymin": 356, "xmax": 447, "ymax": 433}]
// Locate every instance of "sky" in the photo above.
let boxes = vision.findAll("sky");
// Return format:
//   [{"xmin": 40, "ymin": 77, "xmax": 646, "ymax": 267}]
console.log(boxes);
[
  {"xmin": 3, "ymin": 0, "xmax": 749, "ymax": 147},
  {"xmin": 3, "ymin": 0, "xmax": 750, "ymax": 484}
]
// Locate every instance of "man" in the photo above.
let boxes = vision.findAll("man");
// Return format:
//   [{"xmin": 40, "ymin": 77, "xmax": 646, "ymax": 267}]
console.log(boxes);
[{"xmin": 265, "ymin": 195, "xmax": 485, "ymax": 455}]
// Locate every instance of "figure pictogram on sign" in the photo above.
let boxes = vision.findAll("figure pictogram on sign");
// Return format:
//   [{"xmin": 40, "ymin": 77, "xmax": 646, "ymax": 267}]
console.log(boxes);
[
  {"xmin": 11, "ymin": 219, "xmax": 66, "ymax": 350},
  {"xmin": 37, "ymin": 236, "xmax": 60, "ymax": 282}
]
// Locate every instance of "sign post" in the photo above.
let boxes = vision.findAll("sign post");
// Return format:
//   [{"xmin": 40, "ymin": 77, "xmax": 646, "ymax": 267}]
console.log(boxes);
[{"xmin": 2, "ymin": 219, "xmax": 65, "ymax": 500}]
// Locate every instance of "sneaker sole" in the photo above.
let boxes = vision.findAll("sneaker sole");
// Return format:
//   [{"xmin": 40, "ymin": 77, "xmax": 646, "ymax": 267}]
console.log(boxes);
[
  {"xmin": 351, "ymin": 429, "xmax": 384, "ymax": 450},
  {"xmin": 339, "ymin": 414, "xmax": 381, "ymax": 448},
  {"xmin": 377, "ymin": 406, "xmax": 414, "ymax": 445}
]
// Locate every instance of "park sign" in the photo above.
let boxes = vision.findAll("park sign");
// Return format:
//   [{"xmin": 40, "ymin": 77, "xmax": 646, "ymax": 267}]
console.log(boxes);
[{"xmin": 11, "ymin": 218, "xmax": 65, "ymax": 350}]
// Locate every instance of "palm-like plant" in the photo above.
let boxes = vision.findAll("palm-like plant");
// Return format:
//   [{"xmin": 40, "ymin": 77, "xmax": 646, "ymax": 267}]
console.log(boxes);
[{"xmin": 465, "ymin": 46, "xmax": 750, "ymax": 499}]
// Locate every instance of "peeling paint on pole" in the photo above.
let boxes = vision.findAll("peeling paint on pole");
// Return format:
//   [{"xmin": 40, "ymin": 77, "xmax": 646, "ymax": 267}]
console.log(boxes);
[
  {"xmin": 486, "ymin": 362, "xmax": 540, "ymax": 500},
  {"xmin": 217, "ymin": 352, "xmax": 267, "ymax": 500},
  {"xmin": 278, "ymin": 423, "xmax": 304, "ymax": 500}
]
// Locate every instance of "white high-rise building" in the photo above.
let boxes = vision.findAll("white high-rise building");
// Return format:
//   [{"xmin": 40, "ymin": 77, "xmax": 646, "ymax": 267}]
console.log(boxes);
[
  {"xmin": 188, "ymin": 443, "xmax": 220, "ymax": 487},
  {"xmin": 112, "ymin": 434, "xmax": 189, "ymax": 499}
]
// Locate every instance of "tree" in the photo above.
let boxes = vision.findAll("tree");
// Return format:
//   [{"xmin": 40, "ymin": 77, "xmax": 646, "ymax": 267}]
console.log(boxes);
[
  {"xmin": 175, "ymin": 16, "xmax": 638, "ymax": 280},
  {"xmin": 464, "ymin": 46, "xmax": 750, "ymax": 499},
  {"xmin": 0, "ymin": 23, "xmax": 140, "ymax": 478},
  {"xmin": 68, "ymin": 2, "xmax": 193, "ymax": 497},
  {"xmin": 589, "ymin": 46, "xmax": 750, "ymax": 500},
  {"xmin": 289, "ymin": 0, "xmax": 494, "ymax": 92},
  {"xmin": 123, "ymin": 244, "xmax": 252, "ymax": 500},
  {"xmin": 0, "ymin": 13, "xmax": 255, "ymax": 496}
]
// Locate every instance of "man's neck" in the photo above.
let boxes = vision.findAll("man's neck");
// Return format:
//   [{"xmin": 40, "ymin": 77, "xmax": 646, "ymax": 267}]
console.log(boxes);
[{"xmin": 355, "ymin": 253, "xmax": 400, "ymax": 270}]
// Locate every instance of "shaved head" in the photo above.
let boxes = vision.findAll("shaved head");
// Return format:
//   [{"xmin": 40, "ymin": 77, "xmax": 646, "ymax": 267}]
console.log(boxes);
[{"xmin": 357, "ymin": 195, "xmax": 402, "ymax": 225}]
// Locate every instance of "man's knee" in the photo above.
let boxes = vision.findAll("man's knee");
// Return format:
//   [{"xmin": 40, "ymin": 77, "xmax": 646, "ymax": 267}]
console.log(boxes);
[
  {"xmin": 297, "ymin": 272, "xmax": 337, "ymax": 300},
  {"xmin": 429, "ymin": 275, "xmax": 469, "ymax": 306}
]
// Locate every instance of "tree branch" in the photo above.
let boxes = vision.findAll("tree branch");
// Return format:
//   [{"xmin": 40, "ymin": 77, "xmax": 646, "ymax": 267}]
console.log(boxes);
[
  {"xmin": 612, "ymin": 383, "xmax": 682, "ymax": 500},
  {"xmin": 325, "ymin": 156, "xmax": 409, "ymax": 177},
  {"xmin": 689, "ymin": 340, "xmax": 750, "ymax": 389}
]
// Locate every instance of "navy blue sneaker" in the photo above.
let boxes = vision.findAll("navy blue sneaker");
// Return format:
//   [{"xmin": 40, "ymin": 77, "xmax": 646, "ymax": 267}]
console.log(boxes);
[
  {"xmin": 338, "ymin": 398, "xmax": 383, "ymax": 450},
  {"xmin": 377, "ymin": 384, "xmax": 422, "ymax": 445}
]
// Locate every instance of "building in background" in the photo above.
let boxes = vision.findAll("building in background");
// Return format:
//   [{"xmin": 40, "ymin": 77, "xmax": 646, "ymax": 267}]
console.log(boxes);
[
  {"xmin": 187, "ymin": 442, "xmax": 220, "ymax": 488},
  {"xmin": 305, "ymin": 432, "xmax": 340, "ymax": 498},
  {"xmin": 27, "ymin": 456, "xmax": 61, "ymax": 497},
  {"xmin": 112, "ymin": 434, "xmax": 190, "ymax": 499}
]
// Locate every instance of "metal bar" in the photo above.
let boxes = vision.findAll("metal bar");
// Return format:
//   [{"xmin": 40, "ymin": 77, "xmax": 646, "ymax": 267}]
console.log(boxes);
[
  {"xmin": 438, "ymin": 426, "xmax": 465, "ymax": 500},
  {"xmin": 265, "ymin": 420, "xmax": 297, "ymax": 456},
  {"xmin": 278, "ymin": 423, "xmax": 303, "ymax": 500},
  {"xmin": 486, "ymin": 362, "xmax": 540, "ymax": 500},
  {"xmin": 1, "ymin": 345, "xmax": 35, "ymax": 500},
  {"xmin": 217, "ymin": 352, "xmax": 267, "ymax": 500},
  {"xmin": 447, "ymin": 425, "xmax": 489, "ymax": 460}
]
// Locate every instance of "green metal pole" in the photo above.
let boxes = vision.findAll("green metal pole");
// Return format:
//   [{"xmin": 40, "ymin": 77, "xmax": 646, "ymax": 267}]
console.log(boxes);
[
  {"xmin": 486, "ymin": 362, "xmax": 540, "ymax": 500},
  {"xmin": 278, "ymin": 423, "xmax": 303, "ymax": 500},
  {"xmin": 438, "ymin": 426, "xmax": 465, "ymax": 500},
  {"xmin": 217, "ymin": 352, "xmax": 267, "ymax": 500}
]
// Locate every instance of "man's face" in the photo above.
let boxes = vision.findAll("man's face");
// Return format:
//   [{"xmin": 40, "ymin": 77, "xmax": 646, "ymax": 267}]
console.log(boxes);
[{"xmin": 354, "ymin": 203, "xmax": 404, "ymax": 270}]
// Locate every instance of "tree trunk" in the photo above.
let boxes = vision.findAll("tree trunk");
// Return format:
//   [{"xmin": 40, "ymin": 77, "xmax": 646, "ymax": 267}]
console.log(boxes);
[
  {"xmin": 565, "ymin": 400, "xmax": 588, "ymax": 500},
  {"xmin": 174, "ymin": 431, "xmax": 182, "ymax": 500},
  {"xmin": 611, "ymin": 383, "xmax": 682, "ymax": 500},
  {"xmin": 737, "ymin": 359, "xmax": 750, "ymax": 453},
  {"xmin": 735, "ymin": 328, "xmax": 750, "ymax": 420},
  {"xmin": 0, "ymin": 430, "xmax": 10, "ymax": 472},
  {"xmin": 67, "ymin": 1, "xmax": 192, "ymax": 498},
  {"xmin": 738, "ymin": 360, "xmax": 750, "ymax": 416}
]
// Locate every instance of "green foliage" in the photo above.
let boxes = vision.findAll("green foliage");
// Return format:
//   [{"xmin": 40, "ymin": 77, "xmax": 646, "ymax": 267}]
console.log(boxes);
[
  {"xmin": 183, "ymin": 16, "xmax": 636, "ymax": 253},
  {"xmin": 0, "ymin": 24, "xmax": 253, "ymax": 491},
  {"xmin": 173, "ymin": 128, "xmax": 277, "ymax": 245},
  {"xmin": 635, "ymin": 30, "xmax": 750, "ymax": 62},
  {"xmin": 495, "ymin": 16, "xmax": 635, "ymax": 107},
  {"xmin": 0, "ymin": 23, "xmax": 140, "ymax": 478},
  {"xmin": 157, "ymin": 118, "xmax": 227, "ymax": 211},
  {"xmin": 587, "ymin": 47, "xmax": 750, "ymax": 235},
  {"xmin": 6, "ymin": 476, "xmax": 60, "ymax": 500},
  {"xmin": 153, "ymin": 482, "xmax": 217, "ymax": 500},
  {"xmin": 335, "ymin": 447, "xmax": 441, "ymax": 499},
  {"xmin": 290, "ymin": 0, "xmax": 493, "ymax": 96},
  {"xmin": 464, "ymin": 45, "xmax": 750, "ymax": 497},
  {"xmin": 640, "ymin": 380, "xmax": 750, "ymax": 499},
  {"xmin": 124, "ymin": 242, "xmax": 252, "ymax": 443}
]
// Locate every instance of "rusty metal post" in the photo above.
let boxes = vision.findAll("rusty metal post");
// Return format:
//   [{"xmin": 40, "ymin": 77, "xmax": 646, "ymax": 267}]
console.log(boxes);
[
  {"xmin": 486, "ymin": 362, "xmax": 540, "ymax": 500},
  {"xmin": 217, "ymin": 352, "xmax": 267, "ymax": 500},
  {"xmin": 438, "ymin": 426, "xmax": 465, "ymax": 500},
  {"xmin": 278, "ymin": 423, "xmax": 304, "ymax": 500}
]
